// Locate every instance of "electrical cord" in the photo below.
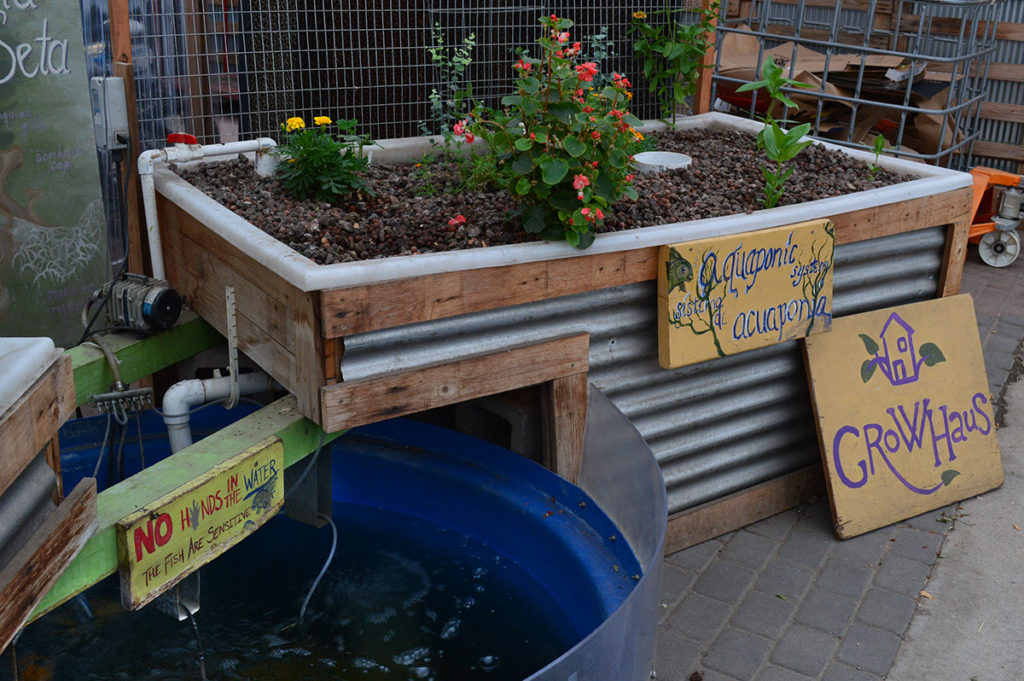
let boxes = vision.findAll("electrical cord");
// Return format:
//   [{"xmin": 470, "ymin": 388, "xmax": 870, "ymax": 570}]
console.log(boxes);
[
  {"xmin": 284, "ymin": 430, "xmax": 326, "ymax": 501},
  {"xmin": 91, "ymin": 413, "xmax": 114, "ymax": 478},
  {"xmin": 299, "ymin": 512, "xmax": 338, "ymax": 628}
]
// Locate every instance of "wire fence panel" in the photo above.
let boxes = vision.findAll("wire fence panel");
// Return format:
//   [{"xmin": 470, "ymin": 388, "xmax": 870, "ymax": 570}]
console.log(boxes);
[{"xmin": 98, "ymin": 1, "xmax": 719, "ymax": 149}]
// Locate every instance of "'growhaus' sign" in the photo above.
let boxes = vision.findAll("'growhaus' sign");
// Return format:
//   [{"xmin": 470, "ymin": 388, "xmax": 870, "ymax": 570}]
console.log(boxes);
[
  {"xmin": 657, "ymin": 219, "xmax": 834, "ymax": 368},
  {"xmin": 804, "ymin": 295, "xmax": 1003, "ymax": 539},
  {"xmin": 116, "ymin": 437, "xmax": 284, "ymax": 609}
]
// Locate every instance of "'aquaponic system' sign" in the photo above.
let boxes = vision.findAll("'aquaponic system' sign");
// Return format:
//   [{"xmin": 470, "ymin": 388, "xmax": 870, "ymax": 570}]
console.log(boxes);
[
  {"xmin": 805, "ymin": 295, "xmax": 1004, "ymax": 538},
  {"xmin": 657, "ymin": 219, "xmax": 834, "ymax": 368}
]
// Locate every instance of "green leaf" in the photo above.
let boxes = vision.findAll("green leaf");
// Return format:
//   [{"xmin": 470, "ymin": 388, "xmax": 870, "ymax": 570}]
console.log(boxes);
[
  {"xmin": 548, "ymin": 102, "xmax": 576, "ymax": 125},
  {"xmin": 608, "ymin": 147, "xmax": 629, "ymax": 169},
  {"xmin": 514, "ymin": 137, "xmax": 534, "ymax": 151},
  {"xmin": 594, "ymin": 172, "xmax": 617, "ymax": 202},
  {"xmin": 523, "ymin": 205, "xmax": 547, "ymax": 233},
  {"xmin": 541, "ymin": 158, "xmax": 569, "ymax": 185},
  {"xmin": 919, "ymin": 342, "xmax": 946, "ymax": 367},
  {"xmin": 549, "ymin": 192, "xmax": 579, "ymax": 213},
  {"xmin": 501, "ymin": 94, "xmax": 523, "ymax": 107},
  {"xmin": 511, "ymin": 152, "xmax": 534, "ymax": 175},
  {"xmin": 735, "ymin": 79, "xmax": 769, "ymax": 93},
  {"xmin": 859, "ymin": 333, "xmax": 879, "ymax": 355},
  {"xmin": 564, "ymin": 135, "xmax": 587, "ymax": 158},
  {"xmin": 576, "ymin": 229, "xmax": 596, "ymax": 249},
  {"xmin": 520, "ymin": 76, "xmax": 541, "ymax": 95},
  {"xmin": 861, "ymin": 358, "xmax": 878, "ymax": 383},
  {"xmin": 941, "ymin": 469, "xmax": 960, "ymax": 486},
  {"xmin": 514, "ymin": 177, "xmax": 532, "ymax": 195},
  {"xmin": 622, "ymin": 113, "xmax": 643, "ymax": 127}
]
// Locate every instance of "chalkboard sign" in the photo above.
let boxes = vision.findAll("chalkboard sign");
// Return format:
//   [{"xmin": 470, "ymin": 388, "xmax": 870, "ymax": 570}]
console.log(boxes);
[{"xmin": 0, "ymin": 0, "xmax": 107, "ymax": 346}]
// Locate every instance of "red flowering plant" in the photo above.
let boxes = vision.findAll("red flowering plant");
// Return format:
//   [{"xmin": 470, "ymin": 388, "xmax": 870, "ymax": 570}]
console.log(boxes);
[{"xmin": 456, "ymin": 15, "xmax": 641, "ymax": 248}]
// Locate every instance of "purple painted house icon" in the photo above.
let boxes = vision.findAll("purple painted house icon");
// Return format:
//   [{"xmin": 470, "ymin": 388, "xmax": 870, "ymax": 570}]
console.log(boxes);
[{"xmin": 879, "ymin": 312, "xmax": 919, "ymax": 385}]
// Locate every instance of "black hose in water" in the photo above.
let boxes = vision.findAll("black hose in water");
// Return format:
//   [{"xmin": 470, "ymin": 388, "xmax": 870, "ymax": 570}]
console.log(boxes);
[
  {"xmin": 186, "ymin": 609, "xmax": 207, "ymax": 681},
  {"xmin": 299, "ymin": 512, "xmax": 338, "ymax": 629}
]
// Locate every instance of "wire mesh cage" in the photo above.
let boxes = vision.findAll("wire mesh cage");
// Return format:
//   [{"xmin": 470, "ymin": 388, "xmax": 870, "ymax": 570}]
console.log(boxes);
[
  {"xmin": 711, "ymin": 0, "xmax": 1004, "ymax": 169},
  {"xmin": 107, "ymin": 1, "xmax": 716, "ymax": 150}
]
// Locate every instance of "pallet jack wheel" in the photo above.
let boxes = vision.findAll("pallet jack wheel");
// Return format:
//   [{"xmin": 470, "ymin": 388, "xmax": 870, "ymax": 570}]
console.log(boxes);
[{"xmin": 978, "ymin": 230, "xmax": 1021, "ymax": 268}]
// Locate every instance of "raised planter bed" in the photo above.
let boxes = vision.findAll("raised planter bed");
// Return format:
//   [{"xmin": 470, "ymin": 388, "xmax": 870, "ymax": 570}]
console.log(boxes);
[{"xmin": 154, "ymin": 112, "xmax": 973, "ymax": 532}]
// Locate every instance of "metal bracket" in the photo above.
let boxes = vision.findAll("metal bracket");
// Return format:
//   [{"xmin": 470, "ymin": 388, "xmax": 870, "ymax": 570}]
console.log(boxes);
[
  {"xmin": 224, "ymin": 286, "xmax": 240, "ymax": 409},
  {"xmin": 153, "ymin": 572, "xmax": 200, "ymax": 620}
]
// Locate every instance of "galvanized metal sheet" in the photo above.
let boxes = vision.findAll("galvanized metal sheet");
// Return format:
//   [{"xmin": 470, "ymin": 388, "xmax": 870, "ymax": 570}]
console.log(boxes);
[{"xmin": 342, "ymin": 226, "xmax": 947, "ymax": 515}]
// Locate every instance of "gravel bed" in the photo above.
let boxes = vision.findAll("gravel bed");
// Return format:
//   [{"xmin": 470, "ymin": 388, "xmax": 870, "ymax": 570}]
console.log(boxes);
[{"xmin": 177, "ymin": 128, "xmax": 907, "ymax": 265}]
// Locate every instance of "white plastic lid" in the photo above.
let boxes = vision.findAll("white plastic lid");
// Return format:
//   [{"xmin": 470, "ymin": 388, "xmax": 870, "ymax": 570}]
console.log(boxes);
[{"xmin": 634, "ymin": 151, "xmax": 693, "ymax": 174}]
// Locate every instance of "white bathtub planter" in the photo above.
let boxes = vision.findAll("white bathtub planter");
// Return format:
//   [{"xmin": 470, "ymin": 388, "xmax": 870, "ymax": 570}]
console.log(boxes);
[{"xmin": 150, "ymin": 112, "xmax": 974, "ymax": 484}]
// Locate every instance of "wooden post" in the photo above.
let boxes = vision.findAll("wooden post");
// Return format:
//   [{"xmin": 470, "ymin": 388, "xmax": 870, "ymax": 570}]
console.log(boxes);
[
  {"xmin": 693, "ymin": 0, "xmax": 720, "ymax": 115},
  {"xmin": 542, "ymin": 373, "xmax": 589, "ymax": 485},
  {"xmin": 0, "ymin": 479, "xmax": 97, "ymax": 653}
]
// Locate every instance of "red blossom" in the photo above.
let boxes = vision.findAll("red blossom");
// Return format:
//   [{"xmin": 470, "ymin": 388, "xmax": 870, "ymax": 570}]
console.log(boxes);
[
  {"xmin": 575, "ymin": 62, "xmax": 598, "ymax": 83},
  {"xmin": 465, "ymin": 132, "xmax": 475, "ymax": 144},
  {"xmin": 453, "ymin": 120, "xmax": 466, "ymax": 135},
  {"xmin": 591, "ymin": 130, "xmax": 601, "ymax": 140},
  {"xmin": 573, "ymin": 174, "xmax": 590, "ymax": 190},
  {"xmin": 514, "ymin": 59, "xmax": 532, "ymax": 72},
  {"xmin": 448, "ymin": 215, "xmax": 467, "ymax": 227}
]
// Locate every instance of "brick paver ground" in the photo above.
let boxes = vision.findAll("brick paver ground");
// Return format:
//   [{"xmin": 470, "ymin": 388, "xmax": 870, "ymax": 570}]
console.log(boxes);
[{"xmin": 655, "ymin": 250, "xmax": 1024, "ymax": 681}]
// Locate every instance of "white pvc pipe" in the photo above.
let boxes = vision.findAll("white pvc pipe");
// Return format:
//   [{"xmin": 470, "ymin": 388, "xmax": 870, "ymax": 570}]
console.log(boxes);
[
  {"xmin": 162, "ymin": 372, "xmax": 275, "ymax": 453},
  {"xmin": 138, "ymin": 138, "xmax": 277, "ymax": 280}
]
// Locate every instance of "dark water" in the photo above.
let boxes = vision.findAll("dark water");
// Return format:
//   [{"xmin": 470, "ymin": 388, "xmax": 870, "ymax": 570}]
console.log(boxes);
[{"xmin": 6, "ymin": 503, "xmax": 581, "ymax": 681}]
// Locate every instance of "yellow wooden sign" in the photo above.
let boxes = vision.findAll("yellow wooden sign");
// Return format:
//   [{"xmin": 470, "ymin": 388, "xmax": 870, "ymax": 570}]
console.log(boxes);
[
  {"xmin": 657, "ymin": 219, "xmax": 834, "ymax": 368},
  {"xmin": 116, "ymin": 437, "xmax": 284, "ymax": 609},
  {"xmin": 804, "ymin": 295, "xmax": 1004, "ymax": 539}
]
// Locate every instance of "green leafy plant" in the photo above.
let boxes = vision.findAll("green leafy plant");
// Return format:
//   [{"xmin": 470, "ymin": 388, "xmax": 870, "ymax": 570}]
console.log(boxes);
[
  {"xmin": 735, "ymin": 59, "xmax": 815, "ymax": 208},
  {"xmin": 629, "ymin": 2, "xmax": 719, "ymax": 125},
  {"xmin": 420, "ymin": 23, "xmax": 477, "ymax": 145},
  {"xmin": 867, "ymin": 134, "xmax": 886, "ymax": 179},
  {"xmin": 586, "ymin": 25, "xmax": 616, "ymax": 88},
  {"xmin": 461, "ymin": 15, "xmax": 641, "ymax": 249},
  {"xmin": 276, "ymin": 116, "xmax": 373, "ymax": 203}
]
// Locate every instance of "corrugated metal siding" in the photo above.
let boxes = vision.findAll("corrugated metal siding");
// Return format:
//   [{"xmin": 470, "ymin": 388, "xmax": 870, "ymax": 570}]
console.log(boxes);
[{"xmin": 341, "ymin": 226, "xmax": 947, "ymax": 515}]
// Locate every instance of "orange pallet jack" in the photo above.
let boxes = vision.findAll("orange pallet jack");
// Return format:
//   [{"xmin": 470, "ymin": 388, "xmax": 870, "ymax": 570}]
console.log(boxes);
[{"xmin": 969, "ymin": 167, "xmax": 1024, "ymax": 267}]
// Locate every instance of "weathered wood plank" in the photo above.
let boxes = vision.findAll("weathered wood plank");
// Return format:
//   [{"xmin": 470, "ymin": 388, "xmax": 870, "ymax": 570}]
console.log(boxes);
[
  {"xmin": 971, "ymin": 141, "xmax": 1024, "ymax": 163},
  {"xmin": 0, "ymin": 353, "xmax": 74, "ymax": 497},
  {"xmin": 979, "ymin": 102, "xmax": 1024, "ymax": 125},
  {"xmin": 0, "ymin": 478, "xmax": 97, "ymax": 652},
  {"xmin": 831, "ymin": 187, "xmax": 973, "ymax": 245},
  {"xmin": 664, "ymin": 466, "xmax": 825, "ymax": 553},
  {"xmin": 939, "ymin": 213, "xmax": 972, "ymax": 297},
  {"xmin": 32, "ymin": 396, "xmax": 342, "ymax": 620},
  {"xmin": 320, "ymin": 250, "xmax": 655, "ymax": 337},
  {"xmin": 68, "ymin": 314, "xmax": 223, "ymax": 408},
  {"xmin": 543, "ymin": 373, "xmax": 589, "ymax": 484},
  {"xmin": 320, "ymin": 335, "xmax": 590, "ymax": 432}
]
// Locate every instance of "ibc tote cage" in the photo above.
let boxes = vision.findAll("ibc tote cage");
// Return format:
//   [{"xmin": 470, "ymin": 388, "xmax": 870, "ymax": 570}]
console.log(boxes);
[{"xmin": 710, "ymin": 0, "xmax": 1004, "ymax": 169}]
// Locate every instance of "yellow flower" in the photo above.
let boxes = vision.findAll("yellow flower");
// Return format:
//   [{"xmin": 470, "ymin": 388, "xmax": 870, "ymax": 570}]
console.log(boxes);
[
  {"xmin": 314, "ymin": 116, "xmax": 332, "ymax": 126},
  {"xmin": 626, "ymin": 91, "xmax": 633, "ymax": 100},
  {"xmin": 633, "ymin": 10, "xmax": 647, "ymax": 20},
  {"xmin": 285, "ymin": 117, "xmax": 306, "ymax": 132},
  {"xmin": 630, "ymin": 127, "xmax": 644, "ymax": 141}
]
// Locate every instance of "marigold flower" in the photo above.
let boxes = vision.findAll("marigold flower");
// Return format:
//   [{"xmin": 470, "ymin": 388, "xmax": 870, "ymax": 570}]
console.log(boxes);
[
  {"xmin": 575, "ymin": 62, "xmax": 599, "ymax": 83},
  {"xmin": 573, "ymin": 174, "xmax": 590, "ymax": 190},
  {"xmin": 631, "ymin": 128, "xmax": 645, "ymax": 141},
  {"xmin": 633, "ymin": 10, "xmax": 647, "ymax": 20},
  {"xmin": 285, "ymin": 117, "xmax": 305, "ymax": 132},
  {"xmin": 313, "ymin": 116, "xmax": 332, "ymax": 126}
]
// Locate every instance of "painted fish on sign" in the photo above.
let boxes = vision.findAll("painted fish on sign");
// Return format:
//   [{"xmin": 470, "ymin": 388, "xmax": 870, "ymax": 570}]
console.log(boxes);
[
  {"xmin": 804, "ymin": 295, "xmax": 1004, "ymax": 539},
  {"xmin": 115, "ymin": 436, "xmax": 284, "ymax": 609},
  {"xmin": 657, "ymin": 219, "xmax": 834, "ymax": 368}
]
